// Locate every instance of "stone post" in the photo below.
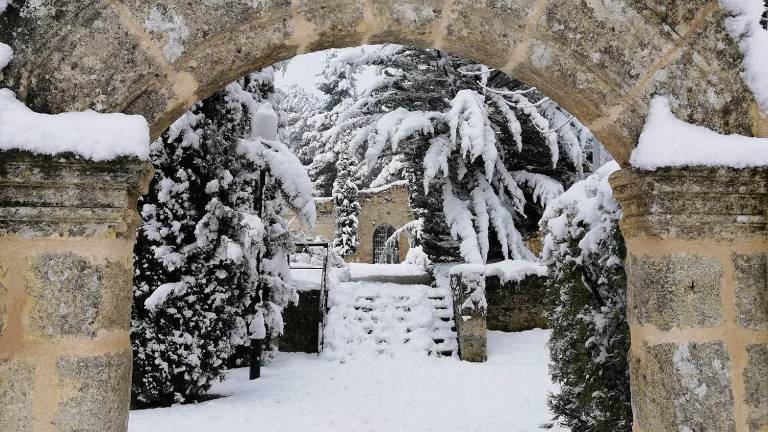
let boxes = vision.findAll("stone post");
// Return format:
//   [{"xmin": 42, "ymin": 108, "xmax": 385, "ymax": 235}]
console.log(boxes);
[
  {"xmin": 0, "ymin": 151, "xmax": 152, "ymax": 432},
  {"xmin": 610, "ymin": 167, "xmax": 768, "ymax": 432},
  {"xmin": 450, "ymin": 269, "xmax": 487, "ymax": 362}
]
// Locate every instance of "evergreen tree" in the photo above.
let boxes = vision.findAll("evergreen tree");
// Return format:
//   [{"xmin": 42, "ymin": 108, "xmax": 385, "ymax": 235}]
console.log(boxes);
[
  {"xmin": 131, "ymin": 88, "xmax": 258, "ymax": 406},
  {"xmin": 539, "ymin": 161, "xmax": 631, "ymax": 432},
  {"xmin": 131, "ymin": 70, "xmax": 315, "ymax": 406},
  {"xmin": 331, "ymin": 147, "xmax": 361, "ymax": 256}
]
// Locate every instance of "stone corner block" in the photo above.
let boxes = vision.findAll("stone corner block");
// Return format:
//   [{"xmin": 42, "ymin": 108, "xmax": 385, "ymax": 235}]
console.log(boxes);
[
  {"xmin": 630, "ymin": 341, "xmax": 735, "ymax": 432},
  {"xmin": 627, "ymin": 254, "xmax": 723, "ymax": 330}
]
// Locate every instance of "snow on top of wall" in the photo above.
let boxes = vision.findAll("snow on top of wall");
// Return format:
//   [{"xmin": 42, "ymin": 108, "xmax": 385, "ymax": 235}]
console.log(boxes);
[
  {"xmin": 358, "ymin": 179, "xmax": 409, "ymax": 195},
  {"xmin": 630, "ymin": 96, "xmax": 768, "ymax": 169},
  {"xmin": 719, "ymin": 0, "xmax": 768, "ymax": 113},
  {"xmin": 450, "ymin": 260, "xmax": 547, "ymax": 284},
  {"xmin": 0, "ymin": 89, "xmax": 150, "ymax": 161},
  {"xmin": 0, "ymin": 0, "xmax": 8, "ymax": 14}
]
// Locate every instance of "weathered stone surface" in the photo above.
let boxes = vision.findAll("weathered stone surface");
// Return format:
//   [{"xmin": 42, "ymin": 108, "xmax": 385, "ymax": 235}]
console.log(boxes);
[
  {"xmin": 744, "ymin": 344, "xmax": 768, "ymax": 432},
  {"xmin": 0, "ymin": 280, "xmax": 6, "ymax": 337},
  {"xmin": 485, "ymin": 275, "xmax": 548, "ymax": 332},
  {"xmin": 441, "ymin": 0, "xmax": 531, "ymax": 68},
  {"xmin": 627, "ymin": 254, "xmax": 723, "ymax": 330},
  {"xmin": 733, "ymin": 254, "xmax": 768, "ymax": 330},
  {"xmin": 97, "ymin": 262, "xmax": 134, "ymax": 332},
  {"xmin": 27, "ymin": 253, "xmax": 135, "ymax": 338},
  {"xmin": 55, "ymin": 351, "xmax": 132, "ymax": 432},
  {"xmin": 2, "ymin": 0, "xmax": 763, "ymax": 163},
  {"xmin": 642, "ymin": 6, "xmax": 755, "ymax": 137},
  {"xmin": 611, "ymin": 167, "xmax": 768, "ymax": 240},
  {"xmin": 451, "ymin": 272, "xmax": 487, "ymax": 362},
  {"xmin": 27, "ymin": 252, "xmax": 103, "ymax": 338},
  {"xmin": 0, "ymin": 1, "xmax": 165, "ymax": 116},
  {"xmin": 0, "ymin": 151, "xmax": 153, "ymax": 238},
  {"xmin": 0, "ymin": 359, "xmax": 35, "ymax": 432},
  {"xmin": 631, "ymin": 342, "xmax": 735, "ymax": 432}
]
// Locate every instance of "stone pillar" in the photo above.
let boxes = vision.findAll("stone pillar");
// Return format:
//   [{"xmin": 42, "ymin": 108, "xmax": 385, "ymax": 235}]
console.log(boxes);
[
  {"xmin": 450, "ymin": 269, "xmax": 487, "ymax": 362},
  {"xmin": 610, "ymin": 167, "xmax": 768, "ymax": 432},
  {"xmin": 0, "ymin": 151, "xmax": 152, "ymax": 432}
]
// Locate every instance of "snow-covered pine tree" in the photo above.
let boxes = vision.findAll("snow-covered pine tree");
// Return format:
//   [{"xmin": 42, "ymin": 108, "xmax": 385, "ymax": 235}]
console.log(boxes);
[
  {"xmin": 131, "ymin": 87, "xmax": 257, "ymax": 406},
  {"xmin": 132, "ymin": 69, "xmax": 315, "ymax": 406},
  {"xmin": 282, "ymin": 45, "xmax": 606, "ymax": 263},
  {"xmin": 352, "ymin": 46, "xmax": 603, "ymax": 263},
  {"xmin": 331, "ymin": 147, "xmax": 361, "ymax": 256},
  {"xmin": 539, "ymin": 161, "xmax": 631, "ymax": 432}
]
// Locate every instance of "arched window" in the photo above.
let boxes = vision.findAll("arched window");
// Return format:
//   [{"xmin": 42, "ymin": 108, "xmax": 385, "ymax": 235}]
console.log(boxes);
[{"xmin": 372, "ymin": 224, "xmax": 399, "ymax": 264}]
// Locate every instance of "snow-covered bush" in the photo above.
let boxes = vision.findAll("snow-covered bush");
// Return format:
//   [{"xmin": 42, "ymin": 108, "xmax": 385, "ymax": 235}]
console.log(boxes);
[
  {"xmin": 132, "ymin": 70, "xmax": 314, "ymax": 406},
  {"xmin": 331, "ymin": 147, "xmax": 361, "ymax": 256},
  {"xmin": 539, "ymin": 161, "xmax": 631, "ymax": 431}
]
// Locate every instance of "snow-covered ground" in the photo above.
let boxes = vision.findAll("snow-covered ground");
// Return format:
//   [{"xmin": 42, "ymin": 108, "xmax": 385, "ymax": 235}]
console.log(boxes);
[{"xmin": 129, "ymin": 329, "xmax": 565, "ymax": 432}]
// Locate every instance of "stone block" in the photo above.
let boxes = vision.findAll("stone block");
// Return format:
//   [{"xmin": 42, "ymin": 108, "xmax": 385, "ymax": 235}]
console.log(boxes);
[
  {"xmin": 0, "ymin": 359, "xmax": 35, "ymax": 432},
  {"xmin": 97, "ymin": 262, "xmax": 134, "ymax": 332},
  {"xmin": 630, "ymin": 342, "xmax": 735, "ymax": 432},
  {"xmin": 54, "ymin": 351, "xmax": 132, "ymax": 432},
  {"xmin": 485, "ymin": 274, "xmax": 548, "ymax": 332},
  {"xmin": 0, "ymin": 280, "xmax": 6, "ymax": 337},
  {"xmin": 627, "ymin": 254, "xmax": 723, "ymax": 330},
  {"xmin": 744, "ymin": 344, "xmax": 768, "ymax": 432},
  {"xmin": 733, "ymin": 253, "xmax": 768, "ymax": 330},
  {"xmin": 27, "ymin": 252, "xmax": 103, "ymax": 338}
]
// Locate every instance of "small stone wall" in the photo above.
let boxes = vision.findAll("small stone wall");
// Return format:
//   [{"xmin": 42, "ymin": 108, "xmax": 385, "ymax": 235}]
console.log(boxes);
[
  {"xmin": 286, "ymin": 182, "xmax": 413, "ymax": 263},
  {"xmin": 276, "ymin": 289, "xmax": 323, "ymax": 354},
  {"xmin": 485, "ymin": 274, "xmax": 548, "ymax": 332}
]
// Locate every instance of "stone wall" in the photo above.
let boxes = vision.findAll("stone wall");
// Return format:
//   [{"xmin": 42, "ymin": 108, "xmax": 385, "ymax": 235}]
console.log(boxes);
[
  {"xmin": 485, "ymin": 274, "xmax": 548, "ymax": 332},
  {"xmin": 287, "ymin": 182, "xmax": 414, "ymax": 263},
  {"xmin": 276, "ymin": 289, "xmax": 324, "ymax": 354}
]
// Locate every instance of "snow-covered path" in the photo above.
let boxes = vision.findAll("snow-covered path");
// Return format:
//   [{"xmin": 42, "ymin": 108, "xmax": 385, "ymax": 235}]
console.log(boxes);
[{"xmin": 129, "ymin": 330, "xmax": 566, "ymax": 432}]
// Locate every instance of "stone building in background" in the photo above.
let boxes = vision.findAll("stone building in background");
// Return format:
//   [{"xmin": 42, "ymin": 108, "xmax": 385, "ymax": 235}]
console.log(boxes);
[{"xmin": 287, "ymin": 181, "xmax": 414, "ymax": 263}]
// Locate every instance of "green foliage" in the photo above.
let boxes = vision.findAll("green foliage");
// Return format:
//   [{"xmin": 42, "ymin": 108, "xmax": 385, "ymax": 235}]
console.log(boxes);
[{"xmin": 540, "ymin": 163, "xmax": 631, "ymax": 431}]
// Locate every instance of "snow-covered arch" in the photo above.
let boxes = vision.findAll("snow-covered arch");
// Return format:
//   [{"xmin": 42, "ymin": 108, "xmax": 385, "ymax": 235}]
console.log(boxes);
[
  {"xmin": 1, "ymin": 2, "xmax": 767, "ymax": 432},
  {"xmin": 1, "ymin": 0, "xmax": 765, "ymax": 165}
]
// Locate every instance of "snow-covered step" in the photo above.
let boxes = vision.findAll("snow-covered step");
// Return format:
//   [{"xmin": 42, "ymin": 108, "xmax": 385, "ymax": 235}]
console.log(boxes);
[{"xmin": 323, "ymin": 280, "xmax": 457, "ymax": 360}]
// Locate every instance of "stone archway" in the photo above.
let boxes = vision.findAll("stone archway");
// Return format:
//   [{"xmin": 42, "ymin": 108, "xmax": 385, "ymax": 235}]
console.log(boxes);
[{"xmin": 0, "ymin": 2, "xmax": 766, "ymax": 432}]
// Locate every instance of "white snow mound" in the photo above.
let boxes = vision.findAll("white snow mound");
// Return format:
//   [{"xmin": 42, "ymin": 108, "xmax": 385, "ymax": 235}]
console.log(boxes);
[
  {"xmin": 0, "ymin": 89, "xmax": 150, "ymax": 161},
  {"xmin": 631, "ymin": 96, "xmax": 768, "ymax": 169}
]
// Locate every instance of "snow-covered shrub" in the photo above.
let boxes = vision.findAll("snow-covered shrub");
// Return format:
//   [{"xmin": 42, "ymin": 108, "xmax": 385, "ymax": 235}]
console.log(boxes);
[
  {"xmin": 539, "ymin": 161, "xmax": 631, "ymax": 431},
  {"xmin": 331, "ymin": 147, "xmax": 361, "ymax": 256},
  {"xmin": 132, "ymin": 70, "xmax": 314, "ymax": 406}
]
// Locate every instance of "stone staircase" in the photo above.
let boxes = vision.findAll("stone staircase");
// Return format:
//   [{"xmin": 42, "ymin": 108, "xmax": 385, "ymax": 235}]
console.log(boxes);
[{"xmin": 323, "ymin": 279, "xmax": 457, "ymax": 360}]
